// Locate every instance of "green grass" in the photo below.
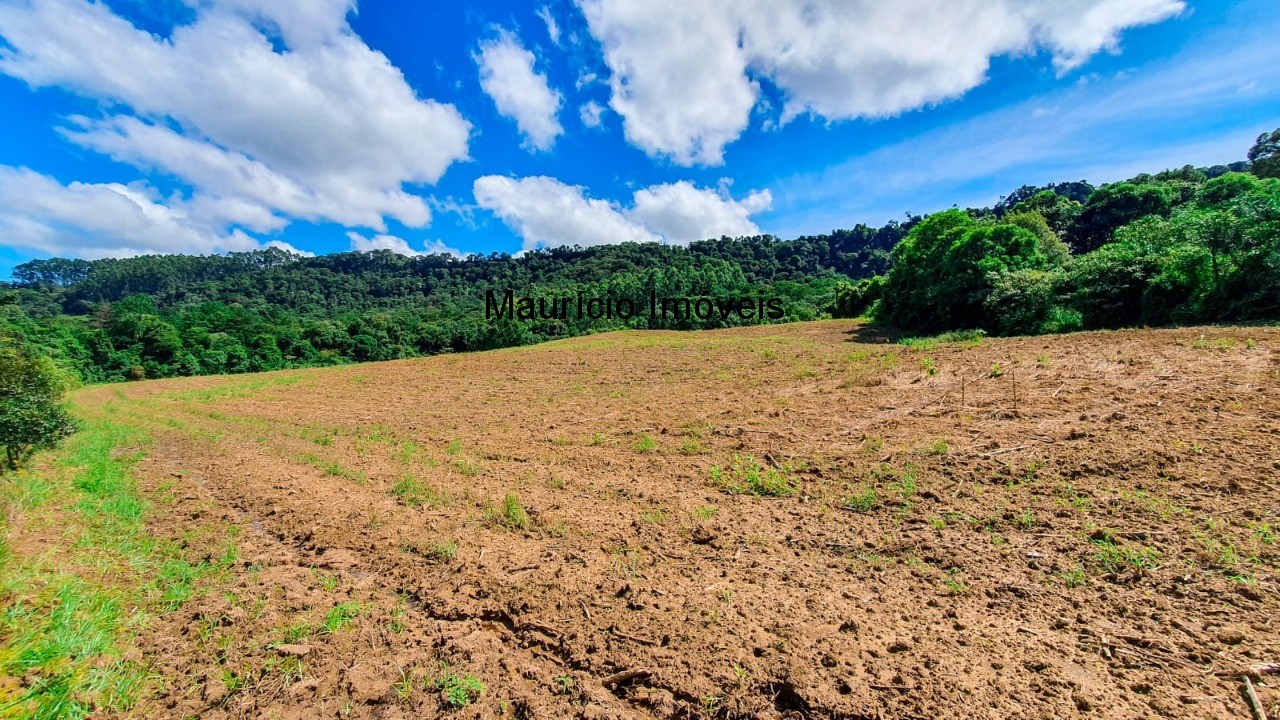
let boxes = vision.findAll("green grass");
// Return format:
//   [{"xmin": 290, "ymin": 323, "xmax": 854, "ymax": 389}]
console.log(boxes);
[
  {"xmin": 427, "ymin": 541, "xmax": 458, "ymax": 562},
  {"xmin": 710, "ymin": 454, "xmax": 798, "ymax": 497},
  {"xmin": 690, "ymin": 505, "xmax": 718, "ymax": 521},
  {"xmin": 1090, "ymin": 538, "xmax": 1161, "ymax": 574},
  {"xmin": 842, "ymin": 487, "xmax": 878, "ymax": 512},
  {"xmin": 900, "ymin": 329, "xmax": 986, "ymax": 351},
  {"xmin": 483, "ymin": 493, "xmax": 531, "ymax": 531},
  {"xmin": 633, "ymin": 434, "xmax": 656, "ymax": 453},
  {"xmin": 391, "ymin": 475, "xmax": 447, "ymax": 507},
  {"xmin": 433, "ymin": 665, "xmax": 483, "ymax": 709},
  {"xmin": 0, "ymin": 410, "xmax": 233, "ymax": 718},
  {"xmin": 870, "ymin": 463, "xmax": 919, "ymax": 499},
  {"xmin": 320, "ymin": 602, "xmax": 362, "ymax": 634}
]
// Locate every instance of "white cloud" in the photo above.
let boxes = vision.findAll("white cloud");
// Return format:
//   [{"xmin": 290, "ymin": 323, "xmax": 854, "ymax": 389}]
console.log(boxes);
[
  {"xmin": 0, "ymin": 165, "xmax": 277, "ymax": 259},
  {"xmin": 629, "ymin": 181, "xmax": 771, "ymax": 244},
  {"xmin": 265, "ymin": 240, "xmax": 314, "ymax": 257},
  {"xmin": 537, "ymin": 6, "xmax": 561, "ymax": 44},
  {"xmin": 476, "ymin": 29, "xmax": 564, "ymax": 151},
  {"xmin": 577, "ymin": 0, "xmax": 756, "ymax": 165},
  {"xmin": 579, "ymin": 100, "xmax": 605, "ymax": 128},
  {"xmin": 575, "ymin": 0, "xmax": 1184, "ymax": 165},
  {"xmin": 473, "ymin": 175, "xmax": 770, "ymax": 251},
  {"xmin": 767, "ymin": 28, "xmax": 1280, "ymax": 236},
  {"xmin": 474, "ymin": 176, "xmax": 657, "ymax": 251},
  {"xmin": 0, "ymin": 0, "xmax": 471, "ymax": 253},
  {"xmin": 347, "ymin": 232, "xmax": 465, "ymax": 258}
]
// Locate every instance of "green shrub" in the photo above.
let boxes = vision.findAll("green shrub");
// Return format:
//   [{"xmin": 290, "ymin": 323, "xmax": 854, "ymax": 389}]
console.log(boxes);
[{"xmin": 1, "ymin": 333, "xmax": 78, "ymax": 470}]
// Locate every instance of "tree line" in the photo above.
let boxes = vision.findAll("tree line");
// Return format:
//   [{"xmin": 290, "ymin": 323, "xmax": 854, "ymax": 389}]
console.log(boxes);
[
  {"xmin": 2, "ymin": 127, "xmax": 1277, "ymax": 468},
  {"xmin": 2, "ymin": 129, "xmax": 1277, "ymax": 391},
  {"xmin": 0, "ymin": 224, "xmax": 906, "ymax": 384},
  {"xmin": 836, "ymin": 130, "xmax": 1278, "ymax": 335}
]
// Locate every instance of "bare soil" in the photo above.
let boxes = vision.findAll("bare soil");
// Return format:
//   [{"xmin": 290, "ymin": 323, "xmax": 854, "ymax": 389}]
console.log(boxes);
[{"xmin": 79, "ymin": 321, "xmax": 1280, "ymax": 719}]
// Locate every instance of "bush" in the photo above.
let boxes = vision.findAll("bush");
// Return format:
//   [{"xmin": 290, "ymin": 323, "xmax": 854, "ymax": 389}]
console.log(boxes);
[
  {"xmin": 832, "ymin": 275, "xmax": 884, "ymax": 318},
  {"xmin": 1, "ymin": 334, "xmax": 78, "ymax": 469},
  {"xmin": 878, "ymin": 210, "xmax": 1055, "ymax": 334},
  {"xmin": 983, "ymin": 268, "xmax": 1062, "ymax": 335}
]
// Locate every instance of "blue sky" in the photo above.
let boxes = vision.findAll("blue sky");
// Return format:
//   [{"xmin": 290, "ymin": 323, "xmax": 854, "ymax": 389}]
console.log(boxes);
[{"xmin": 1, "ymin": 0, "xmax": 1278, "ymax": 278}]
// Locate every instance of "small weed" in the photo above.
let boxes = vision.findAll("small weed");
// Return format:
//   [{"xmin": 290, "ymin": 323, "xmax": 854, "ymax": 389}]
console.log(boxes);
[
  {"xmin": 633, "ymin": 434, "xmax": 657, "ymax": 453},
  {"xmin": 842, "ymin": 487, "xmax": 878, "ymax": 512},
  {"xmin": 918, "ymin": 439, "xmax": 948, "ymax": 456},
  {"xmin": 691, "ymin": 505, "xmax": 718, "ymax": 521},
  {"xmin": 315, "ymin": 572, "xmax": 339, "ymax": 593},
  {"xmin": 989, "ymin": 363, "xmax": 1003, "ymax": 378},
  {"xmin": 484, "ymin": 493, "xmax": 531, "ymax": 531},
  {"xmin": 394, "ymin": 667, "xmax": 415, "ymax": 702},
  {"xmin": 392, "ymin": 475, "xmax": 447, "ymax": 507},
  {"xmin": 1058, "ymin": 566, "xmax": 1087, "ymax": 588},
  {"xmin": 1253, "ymin": 522, "xmax": 1276, "ymax": 545},
  {"xmin": 428, "ymin": 540, "xmax": 458, "ymax": 562},
  {"xmin": 639, "ymin": 508, "xmax": 666, "ymax": 525},
  {"xmin": 920, "ymin": 357, "xmax": 937, "ymax": 376},
  {"xmin": 871, "ymin": 463, "xmax": 919, "ymax": 499},
  {"xmin": 283, "ymin": 622, "xmax": 312, "ymax": 643},
  {"xmin": 320, "ymin": 602, "xmax": 362, "ymax": 634},
  {"xmin": 433, "ymin": 665, "xmax": 483, "ymax": 709},
  {"xmin": 943, "ymin": 570, "xmax": 969, "ymax": 596},
  {"xmin": 710, "ymin": 454, "xmax": 798, "ymax": 497},
  {"xmin": 1090, "ymin": 539, "xmax": 1160, "ymax": 574}
]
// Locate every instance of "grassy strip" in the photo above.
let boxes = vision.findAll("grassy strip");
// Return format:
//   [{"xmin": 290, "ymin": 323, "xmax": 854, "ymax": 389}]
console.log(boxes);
[{"xmin": 0, "ymin": 411, "xmax": 234, "ymax": 719}]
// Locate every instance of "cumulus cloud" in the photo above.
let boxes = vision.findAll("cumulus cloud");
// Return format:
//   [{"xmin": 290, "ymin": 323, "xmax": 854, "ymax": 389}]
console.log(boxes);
[
  {"xmin": 576, "ymin": 0, "xmax": 1184, "ymax": 165},
  {"xmin": 629, "ymin": 181, "xmax": 771, "ymax": 244},
  {"xmin": 0, "ymin": 165, "xmax": 284, "ymax": 259},
  {"xmin": 474, "ymin": 176, "xmax": 657, "ymax": 250},
  {"xmin": 0, "ymin": 0, "xmax": 471, "ymax": 256},
  {"xmin": 476, "ymin": 29, "xmax": 564, "ymax": 151},
  {"xmin": 347, "ymin": 232, "xmax": 465, "ymax": 258},
  {"xmin": 473, "ymin": 175, "xmax": 770, "ymax": 251}
]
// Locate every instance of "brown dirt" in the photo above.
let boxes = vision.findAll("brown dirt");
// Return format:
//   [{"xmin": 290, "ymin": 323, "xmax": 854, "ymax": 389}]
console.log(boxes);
[{"xmin": 79, "ymin": 321, "xmax": 1280, "ymax": 719}]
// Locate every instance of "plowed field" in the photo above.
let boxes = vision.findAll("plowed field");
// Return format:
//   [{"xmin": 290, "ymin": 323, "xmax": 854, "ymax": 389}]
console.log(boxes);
[{"xmin": 49, "ymin": 322, "xmax": 1280, "ymax": 718}]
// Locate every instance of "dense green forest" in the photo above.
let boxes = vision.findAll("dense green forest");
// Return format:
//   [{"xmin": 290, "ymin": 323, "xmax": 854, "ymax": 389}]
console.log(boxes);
[
  {"xmin": 0, "ymin": 225, "xmax": 906, "ymax": 382},
  {"xmin": 2, "ymin": 129, "xmax": 1277, "ymax": 385}
]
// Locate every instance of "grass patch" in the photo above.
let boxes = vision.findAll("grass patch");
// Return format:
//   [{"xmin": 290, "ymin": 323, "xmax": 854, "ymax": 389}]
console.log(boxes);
[
  {"xmin": 483, "ymin": 493, "xmax": 531, "ymax": 531},
  {"xmin": 710, "ymin": 454, "xmax": 798, "ymax": 497},
  {"xmin": 1090, "ymin": 537, "xmax": 1161, "ymax": 574},
  {"xmin": 320, "ymin": 602, "xmax": 362, "ymax": 634},
  {"xmin": 633, "ymin": 434, "xmax": 656, "ymax": 453},
  {"xmin": 842, "ymin": 487, "xmax": 878, "ymax": 512},
  {"xmin": 0, "ymin": 411, "xmax": 231, "ymax": 718},
  {"xmin": 391, "ymin": 475, "xmax": 448, "ymax": 507}
]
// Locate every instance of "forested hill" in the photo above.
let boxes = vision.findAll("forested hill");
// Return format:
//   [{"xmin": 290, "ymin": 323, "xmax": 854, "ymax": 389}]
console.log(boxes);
[
  {"xmin": 0, "ymin": 225, "xmax": 908, "ymax": 382},
  {"xmin": 2, "ymin": 129, "xmax": 1277, "ymax": 385}
]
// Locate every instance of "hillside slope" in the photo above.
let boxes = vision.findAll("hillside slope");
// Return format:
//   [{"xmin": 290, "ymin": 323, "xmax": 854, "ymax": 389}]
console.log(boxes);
[{"xmin": 8, "ymin": 321, "xmax": 1280, "ymax": 719}]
